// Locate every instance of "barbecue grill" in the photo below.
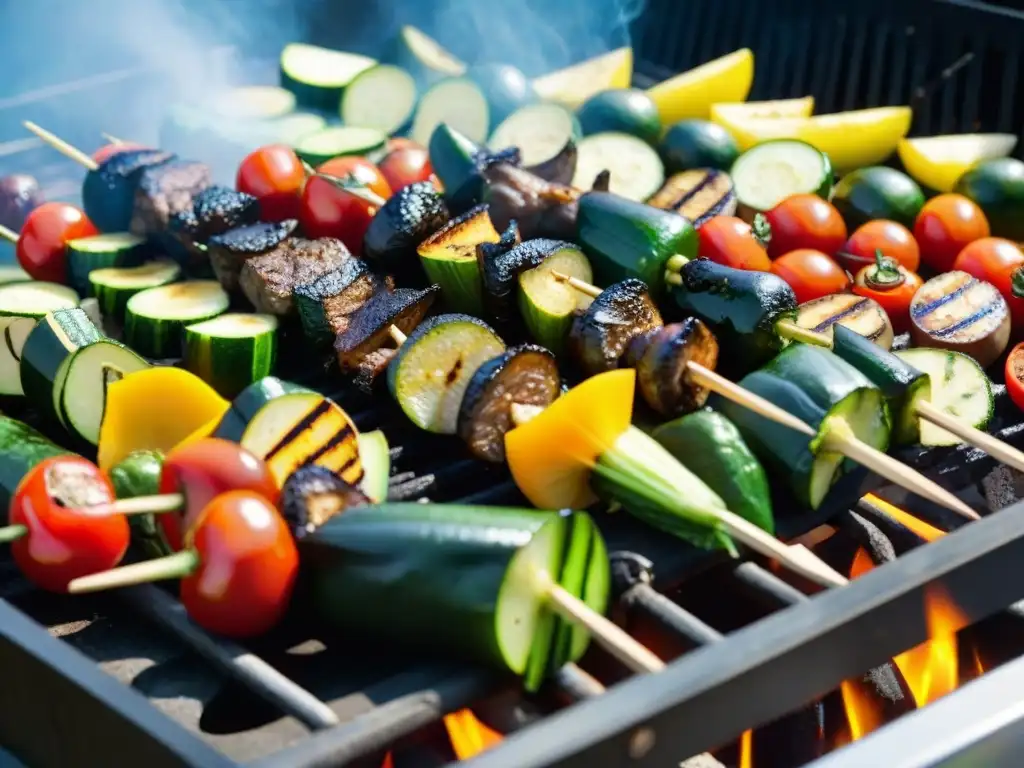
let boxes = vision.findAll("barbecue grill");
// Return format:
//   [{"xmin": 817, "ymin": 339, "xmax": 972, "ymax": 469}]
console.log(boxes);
[{"xmin": 4, "ymin": 0, "xmax": 1024, "ymax": 766}]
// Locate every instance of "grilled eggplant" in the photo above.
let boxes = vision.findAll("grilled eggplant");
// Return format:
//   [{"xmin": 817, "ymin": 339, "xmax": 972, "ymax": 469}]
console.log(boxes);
[
  {"xmin": 457, "ymin": 344, "xmax": 561, "ymax": 463},
  {"xmin": 569, "ymin": 279, "xmax": 663, "ymax": 375},
  {"xmin": 647, "ymin": 169, "xmax": 737, "ymax": 229},
  {"xmin": 169, "ymin": 186, "xmax": 260, "ymax": 249},
  {"xmin": 129, "ymin": 159, "xmax": 212, "ymax": 238},
  {"xmin": 294, "ymin": 259, "xmax": 388, "ymax": 349},
  {"xmin": 521, "ymin": 138, "xmax": 578, "ymax": 186},
  {"xmin": 482, "ymin": 163, "xmax": 584, "ymax": 241},
  {"xmin": 624, "ymin": 319, "xmax": 719, "ymax": 417},
  {"xmin": 83, "ymin": 149, "xmax": 174, "ymax": 233},
  {"xmin": 280, "ymin": 465, "xmax": 371, "ymax": 540},
  {"xmin": 362, "ymin": 181, "xmax": 449, "ymax": 278},
  {"xmin": 207, "ymin": 219, "xmax": 298, "ymax": 292},
  {"xmin": 795, "ymin": 293, "xmax": 895, "ymax": 350},
  {"xmin": 909, "ymin": 270, "xmax": 1011, "ymax": 368},
  {"xmin": 334, "ymin": 285, "xmax": 439, "ymax": 374},
  {"xmin": 240, "ymin": 237, "xmax": 350, "ymax": 316}
]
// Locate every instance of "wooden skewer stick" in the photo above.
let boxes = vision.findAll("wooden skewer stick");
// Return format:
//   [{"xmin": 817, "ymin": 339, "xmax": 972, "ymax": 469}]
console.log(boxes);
[
  {"xmin": 388, "ymin": 325, "xmax": 408, "ymax": 346},
  {"xmin": 914, "ymin": 400, "xmax": 1024, "ymax": 474},
  {"xmin": 101, "ymin": 133, "xmax": 125, "ymax": 145},
  {"xmin": 0, "ymin": 224, "xmax": 18, "ymax": 244},
  {"xmin": 77, "ymin": 493, "xmax": 185, "ymax": 518},
  {"xmin": 23, "ymin": 121, "xmax": 98, "ymax": 170},
  {"xmin": 551, "ymin": 271, "xmax": 980, "ymax": 523}
]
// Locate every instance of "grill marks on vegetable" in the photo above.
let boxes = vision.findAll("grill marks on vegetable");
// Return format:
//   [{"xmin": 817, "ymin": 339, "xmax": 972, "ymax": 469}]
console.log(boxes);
[{"xmin": 648, "ymin": 169, "xmax": 738, "ymax": 227}]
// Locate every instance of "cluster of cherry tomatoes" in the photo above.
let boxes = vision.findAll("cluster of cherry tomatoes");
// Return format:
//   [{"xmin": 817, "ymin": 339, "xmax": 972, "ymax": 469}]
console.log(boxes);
[
  {"xmin": 9, "ymin": 438, "xmax": 297, "ymax": 639},
  {"xmin": 236, "ymin": 137, "xmax": 438, "ymax": 254}
]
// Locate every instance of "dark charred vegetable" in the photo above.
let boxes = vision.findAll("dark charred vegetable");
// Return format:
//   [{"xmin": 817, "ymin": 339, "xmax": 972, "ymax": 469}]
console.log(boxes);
[
  {"xmin": 169, "ymin": 185, "xmax": 260, "ymax": 255},
  {"xmin": 0, "ymin": 175, "xmax": 43, "ymax": 231},
  {"xmin": 362, "ymin": 181, "xmax": 450, "ymax": 278},
  {"xmin": 457, "ymin": 344, "xmax": 562, "ymax": 463},
  {"xmin": 624, "ymin": 318, "xmax": 719, "ymax": 417},
  {"xmin": 293, "ymin": 259, "xmax": 385, "ymax": 349},
  {"xmin": 482, "ymin": 163, "xmax": 593, "ymax": 241},
  {"xmin": 647, "ymin": 169, "xmax": 737, "ymax": 228},
  {"xmin": 280, "ymin": 465, "xmax": 371, "ymax": 540},
  {"xmin": 569, "ymin": 279, "xmax": 663, "ymax": 375},
  {"xmin": 481, "ymin": 237, "xmax": 567, "ymax": 326},
  {"xmin": 334, "ymin": 285, "xmax": 439, "ymax": 375},
  {"xmin": 522, "ymin": 138, "xmax": 578, "ymax": 186},
  {"xmin": 428, "ymin": 123, "xmax": 521, "ymax": 212},
  {"xmin": 207, "ymin": 219, "xmax": 298, "ymax": 292},
  {"xmin": 82, "ymin": 149, "xmax": 174, "ymax": 233}
]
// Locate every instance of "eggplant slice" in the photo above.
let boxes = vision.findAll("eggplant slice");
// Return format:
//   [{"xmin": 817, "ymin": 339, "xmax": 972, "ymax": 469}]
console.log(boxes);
[
  {"xmin": 647, "ymin": 169, "xmax": 737, "ymax": 229},
  {"xmin": 334, "ymin": 285, "xmax": 440, "ymax": 374},
  {"xmin": 280, "ymin": 465, "xmax": 371, "ymax": 540},
  {"xmin": 362, "ymin": 181, "xmax": 450, "ymax": 278},
  {"xmin": 626, "ymin": 319, "xmax": 720, "ymax": 417},
  {"xmin": 481, "ymin": 163, "xmax": 583, "ymax": 241},
  {"xmin": 457, "ymin": 344, "xmax": 561, "ymax": 463},
  {"xmin": 569, "ymin": 279, "xmax": 663, "ymax": 376}
]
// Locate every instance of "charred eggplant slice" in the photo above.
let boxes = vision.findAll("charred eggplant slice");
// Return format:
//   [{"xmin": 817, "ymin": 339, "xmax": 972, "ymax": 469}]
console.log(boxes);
[
  {"xmin": 363, "ymin": 181, "xmax": 449, "ymax": 278},
  {"xmin": 416, "ymin": 204, "xmax": 501, "ymax": 315},
  {"xmin": 388, "ymin": 313, "xmax": 506, "ymax": 434},
  {"xmin": 457, "ymin": 344, "xmax": 561, "ymax": 463},
  {"xmin": 482, "ymin": 163, "xmax": 582, "ymax": 241},
  {"xmin": 647, "ymin": 169, "xmax": 737, "ymax": 229},
  {"xmin": 207, "ymin": 219, "xmax": 298, "ymax": 292},
  {"xmin": 293, "ymin": 259, "xmax": 385, "ymax": 349},
  {"xmin": 625, "ymin": 319, "xmax": 719, "ymax": 417},
  {"xmin": 569, "ymin": 279, "xmax": 663, "ymax": 375},
  {"xmin": 281, "ymin": 465, "xmax": 371, "ymax": 540},
  {"xmin": 335, "ymin": 285, "xmax": 439, "ymax": 373}
]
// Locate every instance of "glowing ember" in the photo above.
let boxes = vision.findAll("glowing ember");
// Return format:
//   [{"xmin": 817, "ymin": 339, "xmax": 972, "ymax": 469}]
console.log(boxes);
[
  {"xmin": 893, "ymin": 587, "xmax": 968, "ymax": 707},
  {"xmin": 381, "ymin": 752, "xmax": 394, "ymax": 768},
  {"xmin": 444, "ymin": 709, "xmax": 503, "ymax": 760},
  {"xmin": 839, "ymin": 679, "xmax": 886, "ymax": 741},
  {"xmin": 738, "ymin": 729, "xmax": 753, "ymax": 768},
  {"xmin": 863, "ymin": 494, "xmax": 945, "ymax": 542}
]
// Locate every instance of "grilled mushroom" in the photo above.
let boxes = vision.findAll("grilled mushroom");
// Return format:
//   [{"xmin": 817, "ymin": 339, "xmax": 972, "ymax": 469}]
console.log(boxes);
[
  {"xmin": 239, "ymin": 237, "xmax": 350, "ymax": 315},
  {"xmin": 624, "ymin": 319, "xmax": 720, "ymax": 417},
  {"xmin": 457, "ymin": 344, "xmax": 562, "ymax": 463},
  {"xmin": 481, "ymin": 163, "xmax": 582, "ymax": 241},
  {"xmin": 647, "ymin": 169, "xmax": 737, "ymax": 229},
  {"xmin": 334, "ymin": 285, "xmax": 440, "ymax": 374},
  {"xmin": 207, "ymin": 219, "xmax": 298, "ymax": 292},
  {"xmin": 280, "ymin": 465, "xmax": 371, "ymax": 540},
  {"xmin": 362, "ymin": 181, "xmax": 449, "ymax": 279},
  {"xmin": 293, "ymin": 259, "xmax": 389, "ymax": 349},
  {"xmin": 568, "ymin": 279, "xmax": 663, "ymax": 375}
]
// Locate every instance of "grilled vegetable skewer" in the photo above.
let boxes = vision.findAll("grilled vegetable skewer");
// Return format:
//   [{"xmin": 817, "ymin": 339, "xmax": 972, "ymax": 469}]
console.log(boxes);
[{"xmin": 556, "ymin": 274, "xmax": 979, "ymax": 522}]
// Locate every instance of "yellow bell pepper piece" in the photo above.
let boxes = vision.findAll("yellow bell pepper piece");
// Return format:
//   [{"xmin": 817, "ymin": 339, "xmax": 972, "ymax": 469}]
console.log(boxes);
[
  {"xmin": 504, "ymin": 369, "xmax": 635, "ymax": 510},
  {"xmin": 97, "ymin": 367, "xmax": 229, "ymax": 470},
  {"xmin": 647, "ymin": 48, "xmax": 754, "ymax": 125},
  {"xmin": 532, "ymin": 47, "xmax": 633, "ymax": 108},
  {"xmin": 710, "ymin": 95, "xmax": 814, "ymax": 122},
  {"xmin": 897, "ymin": 133, "xmax": 1017, "ymax": 193}
]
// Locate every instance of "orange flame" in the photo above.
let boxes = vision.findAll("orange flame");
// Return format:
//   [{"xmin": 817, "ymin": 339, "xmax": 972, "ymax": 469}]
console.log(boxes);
[
  {"xmin": 381, "ymin": 752, "xmax": 394, "ymax": 768},
  {"xmin": 892, "ymin": 588, "xmax": 968, "ymax": 706},
  {"xmin": 444, "ymin": 709, "xmax": 503, "ymax": 760},
  {"xmin": 738, "ymin": 729, "xmax": 753, "ymax": 768},
  {"xmin": 863, "ymin": 495, "xmax": 945, "ymax": 543},
  {"xmin": 839, "ymin": 679, "xmax": 887, "ymax": 741}
]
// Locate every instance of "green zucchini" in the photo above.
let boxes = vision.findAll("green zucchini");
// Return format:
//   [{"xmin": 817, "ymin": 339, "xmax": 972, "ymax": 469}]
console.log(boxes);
[
  {"xmin": 356, "ymin": 430, "xmax": 390, "ymax": 503},
  {"xmin": 730, "ymin": 139, "xmax": 833, "ymax": 213},
  {"xmin": 300, "ymin": 503, "xmax": 594, "ymax": 690},
  {"xmin": 125, "ymin": 280, "xmax": 229, "ymax": 358},
  {"xmin": 576, "ymin": 89, "xmax": 661, "ymax": 145},
  {"xmin": 65, "ymin": 232, "xmax": 147, "ymax": 297},
  {"xmin": 387, "ymin": 314, "xmax": 506, "ymax": 434},
  {"xmin": 19, "ymin": 308, "xmax": 102, "ymax": 422},
  {"xmin": 109, "ymin": 450, "xmax": 172, "ymax": 558},
  {"xmin": 382, "ymin": 25, "xmax": 466, "ymax": 88},
  {"xmin": 517, "ymin": 243, "xmax": 593, "ymax": 356},
  {"xmin": 294, "ymin": 126, "xmax": 388, "ymax": 166},
  {"xmin": 572, "ymin": 133, "xmax": 665, "ymax": 202},
  {"xmin": 659, "ymin": 120, "xmax": 739, "ymax": 173},
  {"xmin": 954, "ymin": 157, "xmax": 1024, "ymax": 240},
  {"xmin": 894, "ymin": 348, "xmax": 994, "ymax": 447},
  {"xmin": 576, "ymin": 191, "xmax": 697, "ymax": 298},
  {"xmin": 0, "ymin": 415, "xmax": 74, "ymax": 512},
  {"xmin": 0, "ymin": 315, "xmax": 37, "ymax": 396},
  {"xmin": 0, "ymin": 279, "xmax": 79, "ymax": 395},
  {"xmin": 89, "ymin": 260, "xmax": 181, "ymax": 324},
  {"xmin": 213, "ymin": 377, "xmax": 364, "ymax": 489},
  {"xmin": 831, "ymin": 325, "xmax": 931, "ymax": 445},
  {"xmin": 183, "ymin": 313, "xmax": 278, "ymax": 398},
  {"xmin": 279, "ymin": 42, "xmax": 376, "ymax": 111},
  {"xmin": 416, "ymin": 205, "xmax": 501, "ymax": 316},
  {"xmin": 651, "ymin": 409, "xmax": 774, "ymax": 533},
  {"xmin": 340, "ymin": 64, "xmax": 418, "ymax": 135},
  {"xmin": 832, "ymin": 166, "xmax": 925, "ymax": 230},
  {"xmin": 720, "ymin": 344, "xmax": 890, "ymax": 510},
  {"xmin": 0, "ymin": 266, "xmax": 30, "ymax": 285}
]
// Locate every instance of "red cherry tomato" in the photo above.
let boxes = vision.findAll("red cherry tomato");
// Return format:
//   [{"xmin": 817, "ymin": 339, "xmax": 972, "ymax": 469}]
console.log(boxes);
[
  {"xmin": 696, "ymin": 216, "xmax": 772, "ymax": 271},
  {"xmin": 300, "ymin": 174, "xmax": 382, "ymax": 255},
  {"xmin": 385, "ymin": 137, "xmax": 424, "ymax": 153},
  {"xmin": 953, "ymin": 237, "xmax": 1024, "ymax": 329},
  {"xmin": 179, "ymin": 490, "xmax": 298, "ymax": 638},
  {"xmin": 157, "ymin": 438, "xmax": 279, "ymax": 553},
  {"xmin": 317, "ymin": 156, "xmax": 392, "ymax": 200},
  {"xmin": 914, "ymin": 194, "xmax": 990, "ymax": 273},
  {"xmin": 771, "ymin": 249, "xmax": 852, "ymax": 304},
  {"xmin": 16, "ymin": 202, "xmax": 98, "ymax": 283},
  {"xmin": 852, "ymin": 252, "xmax": 924, "ymax": 333},
  {"xmin": 378, "ymin": 146, "xmax": 437, "ymax": 192},
  {"xmin": 838, "ymin": 220, "xmax": 921, "ymax": 275},
  {"xmin": 763, "ymin": 194, "xmax": 847, "ymax": 259},
  {"xmin": 236, "ymin": 144, "xmax": 307, "ymax": 222},
  {"xmin": 8, "ymin": 456, "xmax": 129, "ymax": 593},
  {"xmin": 91, "ymin": 142, "xmax": 147, "ymax": 164},
  {"xmin": 1006, "ymin": 343, "xmax": 1024, "ymax": 413}
]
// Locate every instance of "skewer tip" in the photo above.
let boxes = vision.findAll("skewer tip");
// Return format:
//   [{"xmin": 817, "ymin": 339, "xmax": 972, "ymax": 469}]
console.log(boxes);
[{"xmin": 0, "ymin": 224, "xmax": 18, "ymax": 244}]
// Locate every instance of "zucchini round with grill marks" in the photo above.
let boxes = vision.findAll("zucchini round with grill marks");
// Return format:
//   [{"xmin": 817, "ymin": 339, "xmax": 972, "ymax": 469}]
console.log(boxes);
[
  {"xmin": 184, "ymin": 313, "xmax": 278, "ymax": 398},
  {"xmin": 569, "ymin": 279, "xmax": 663, "ymax": 376},
  {"xmin": 125, "ymin": 280, "xmax": 230, "ymax": 358},
  {"xmin": 89, "ymin": 260, "xmax": 181, "ymax": 324},
  {"xmin": 647, "ymin": 169, "xmax": 737, "ymax": 228},
  {"xmin": 624, "ymin": 318, "xmax": 720, "ymax": 418},
  {"xmin": 388, "ymin": 313, "xmax": 505, "ymax": 434},
  {"xmin": 794, "ymin": 293, "xmax": 895, "ymax": 350},
  {"xmin": 457, "ymin": 344, "xmax": 561, "ymax": 463}
]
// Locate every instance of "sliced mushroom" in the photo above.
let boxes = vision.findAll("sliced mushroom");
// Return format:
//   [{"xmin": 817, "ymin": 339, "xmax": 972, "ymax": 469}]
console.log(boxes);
[
  {"xmin": 568, "ymin": 279, "xmax": 663, "ymax": 376},
  {"xmin": 280, "ymin": 465, "xmax": 370, "ymax": 540},
  {"xmin": 625, "ymin": 319, "xmax": 720, "ymax": 417}
]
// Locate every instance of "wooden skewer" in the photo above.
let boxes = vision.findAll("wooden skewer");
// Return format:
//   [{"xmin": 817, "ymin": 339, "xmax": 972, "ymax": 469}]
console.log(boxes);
[
  {"xmin": 388, "ymin": 325, "xmax": 407, "ymax": 346},
  {"xmin": 0, "ymin": 492, "xmax": 183, "ymax": 544},
  {"xmin": 914, "ymin": 400, "xmax": 1024, "ymax": 474},
  {"xmin": 102, "ymin": 133, "xmax": 125, "ymax": 145},
  {"xmin": 23, "ymin": 121, "xmax": 97, "ymax": 170},
  {"xmin": 552, "ymin": 271, "xmax": 979, "ymax": 523},
  {"xmin": 0, "ymin": 224, "xmax": 18, "ymax": 244}
]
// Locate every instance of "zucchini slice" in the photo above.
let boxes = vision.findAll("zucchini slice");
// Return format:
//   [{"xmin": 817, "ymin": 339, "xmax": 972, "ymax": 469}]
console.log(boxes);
[
  {"xmin": 214, "ymin": 377, "xmax": 363, "ymax": 488},
  {"xmin": 572, "ymin": 132, "xmax": 664, "ymax": 202},
  {"xmin": 895, "ymin": 348, "xmax": 993, "ymax": 447},
  {"xmin": 488, "ymin": 103, "xmax": 581, "ymax": 168},
  {"xmin": 183, "ymin": 313, "xmax": 278, "ymax": 398},
  {"xmin": 60, "ymin": 339, "xmax": 149, "ymax": 444},
  {"xmin": 294, "ymin": 126, "xmax": 388, "ymax": 166},
  {"xmin": 89, "ymin": 260, "xmax": 181, "ymax": 324},
  {"xmin": 411, "ymin": 77, "xmax": 490, "ymax": 146},
  {"xmin": 279, "ymin": 43, "xmax": 376, "ymax": 111},
  {"xmin": 384, "ymin": 25, "xmax": 466, "ymax": 86},
  {"xmin": 647, "ymin": 169, "xmax": 738, "ymax": 228},
  {"xmin": 517, "ymin": 243, "xmax": 593, "ymax": 355},
  {"xmin": 125, "ymin": 280, "xmax": 229, "ymax": 358},
  {"xmin": 356, "ymin": 429, "xmax": 390, "ymax": 502},
  {"xmin": 794, "ymin": 293, "xmax": 895, "ymax": 350},
  {"xmin": 340, "ymin": 64, "xmax": 418, "ymax": 135},
  {"xmin": 416, "ymin": 204, "xmax": 501, "ymax": 315},
  {"xmin": 0, "ymin": 283, "xmax": 81, "ymax": 397},
  {"xmin": 388, "ymin": 314, "xmax": 505, "ymax": 434},
  {"xmin": 730, "ymin": 138, "xmax": 833, "ymax": 213},
  {"xmin": 66, "ymin": 232, "xmax": 147, "ymax": 297},
  {"xmin": 0, "ymin": 266, "xmax": 30, "ymax": 285},
  {"xmin": 0, "ymin": 415, "xmax": 73, "ymax": 510},
  {"xmin": 0, "ymin": 315, "xmax": 37, "ymax": 395}
]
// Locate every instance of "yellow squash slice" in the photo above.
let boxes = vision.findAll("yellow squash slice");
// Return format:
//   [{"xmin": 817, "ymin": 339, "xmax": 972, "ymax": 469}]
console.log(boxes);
[
  {"xmin": 647, "ymin": 49, "xmax": 754, "ymax": 125},
  {"xmin": 532, "ymin": 47, "xmax": 633, "ymax": 108}
]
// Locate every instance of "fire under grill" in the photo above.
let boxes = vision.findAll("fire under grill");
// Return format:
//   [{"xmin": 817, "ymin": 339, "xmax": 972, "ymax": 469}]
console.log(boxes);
[{"xmin": 4, "ymin": 1, "xmax": 1024, "ymax": 766}]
